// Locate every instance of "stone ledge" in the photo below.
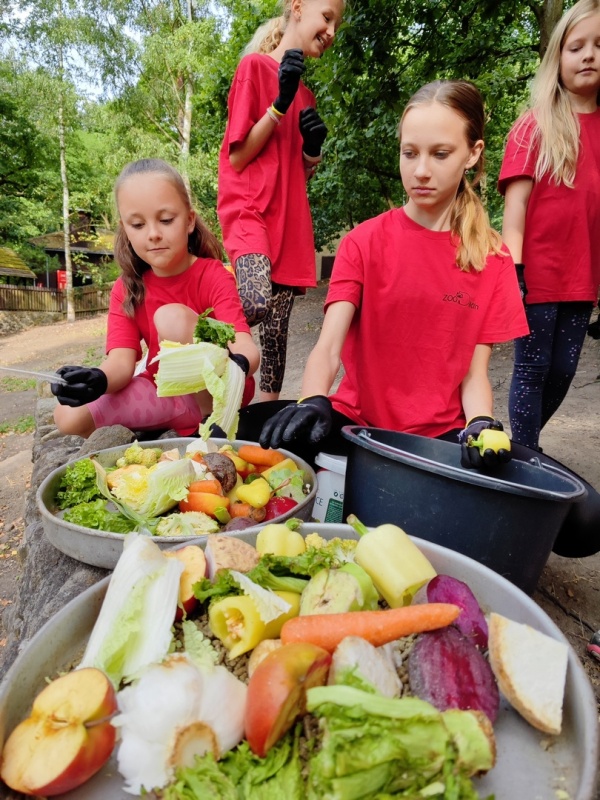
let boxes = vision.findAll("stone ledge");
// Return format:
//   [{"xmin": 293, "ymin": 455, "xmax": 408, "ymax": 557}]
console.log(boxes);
[{"xmin": 0, "ymin": 397, "xmax": 177, "ymax": 681}]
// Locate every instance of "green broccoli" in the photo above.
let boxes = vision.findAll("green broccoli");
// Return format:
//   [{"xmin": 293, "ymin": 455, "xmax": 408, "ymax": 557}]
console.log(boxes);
[
  {"xmin": 115, "ymin": 442, "xmax": 163, "ymax": 468},
  {"xmin": 193, "ymin": 308, "xmax": 235, "ymax": 348},
  {"xmin": 304, "ymin": 533, "xmax": 358, "ymax": 565}
]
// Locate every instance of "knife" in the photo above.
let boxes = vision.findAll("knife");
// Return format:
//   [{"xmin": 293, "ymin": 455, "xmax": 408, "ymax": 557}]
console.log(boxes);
[{"xmin": 0, "ymin": 366, "xmax": 68, "ymax": 385}]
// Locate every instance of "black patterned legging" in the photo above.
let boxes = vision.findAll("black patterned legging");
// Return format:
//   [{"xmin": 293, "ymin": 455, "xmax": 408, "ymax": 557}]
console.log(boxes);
[
  {"xmin": 235, "ymin": 254, "xmax": 295, "ymax": 394},
  {"xmin": 508, "ymin": 301, "xmax": 593, "ymax": 449}
]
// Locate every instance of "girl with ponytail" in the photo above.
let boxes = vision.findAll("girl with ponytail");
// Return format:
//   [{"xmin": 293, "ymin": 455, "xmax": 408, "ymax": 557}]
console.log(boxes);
[
  {"xmin": 217, "ymin": 0, "xmax": 345, "ymax": 404},
  {"xmin": 246, "ymin": 80, "xmax": 528, "ymax": 470}
]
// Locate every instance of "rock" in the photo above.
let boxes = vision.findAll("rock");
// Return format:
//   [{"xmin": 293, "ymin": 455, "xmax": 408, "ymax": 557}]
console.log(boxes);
[{"xmin": 77, "ymin": 425, "xmax": 136, "ymax": 456}]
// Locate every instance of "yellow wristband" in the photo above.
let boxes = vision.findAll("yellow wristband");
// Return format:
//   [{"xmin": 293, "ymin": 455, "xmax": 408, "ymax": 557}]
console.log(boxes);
[{"xmin": 270, "ymin": 103, "xmax": 285, "ymax": 118}]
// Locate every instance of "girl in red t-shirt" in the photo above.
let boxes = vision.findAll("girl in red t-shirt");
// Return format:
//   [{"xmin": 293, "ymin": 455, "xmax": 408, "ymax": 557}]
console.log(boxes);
[
  {"xmin": 499, "ymin": 0, "xmax": 600, "ymax": 451},
  {"xmin": 217, "ymin": 0, "xmax": 345, "ymax": 403},
  {"xmin": 51, "ymin": 159, "xmax": 258, "ymax": 439}
]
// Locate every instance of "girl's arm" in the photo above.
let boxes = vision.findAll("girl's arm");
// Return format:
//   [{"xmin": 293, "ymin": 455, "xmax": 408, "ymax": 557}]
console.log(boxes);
[
  {"xmin": 460, "ymin": 343, "xmax": 494, "ymax": 422},
  {"xmin": 230, "ymin": 331, "xmax": 260, "ymax": 375},
  {"xmin": 502, "ymin": 178, "xmax": 533, "ymax": 262},
  {"xmin": 299, "ymin": 301, "xmax": 355, "ymax": 398},
  {"xmin": 98, "ymin": 348, "xmax": 138, "ymax": 393},
  {"xmin": 229, "ymin": 113, "xmax": 280, "ymax": 173}
]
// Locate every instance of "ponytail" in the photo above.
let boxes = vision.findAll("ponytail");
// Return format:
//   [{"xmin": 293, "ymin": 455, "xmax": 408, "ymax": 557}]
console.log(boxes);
[
  {"xmin": 243, "ymin": 16, "xmax": 287, "ymax": 55},
  {"xmin": 451, "ymin": 171, "xmax": 503, "ymax": 274}
]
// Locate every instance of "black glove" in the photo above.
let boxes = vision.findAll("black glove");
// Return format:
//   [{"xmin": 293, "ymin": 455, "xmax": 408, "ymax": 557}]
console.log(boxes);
[
  {"xmin": 51, "ymin": 366, "xmax": 108, "ymax": 407},
  {"xmin": 273, "ymin": 49, "xmax": 305, "ymax": 115},
  {"xmin": 458, "ymin": 415, "xmax": 511, "ymax": 469},
  {"xmin": 299, "ymin": 107, "xmax": 328, "ymax": 158},
  {"xmin": 260, "ymin": 395, "xmax": 333, "ymax": 449},
  {"xmin": 515, "ymin": 263, "xmax": 527, "ymax": 303},
  {"xmin": 228, "ymin": 351, "xmax": 250, "ymax": 376}
]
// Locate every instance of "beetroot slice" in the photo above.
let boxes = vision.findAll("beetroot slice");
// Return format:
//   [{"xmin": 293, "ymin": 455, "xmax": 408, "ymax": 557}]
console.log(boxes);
[
  {"xmin": 413, "ymin": 574, "xmax": 488, "ymax": 650},
  {"xmin": 408, "ymin": 627, "xmax": 499, "ymax": 723}
]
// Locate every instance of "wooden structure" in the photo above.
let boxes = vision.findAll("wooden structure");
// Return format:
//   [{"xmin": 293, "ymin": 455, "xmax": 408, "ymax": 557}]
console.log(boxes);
[{"xmin": 0, "ymin": 248, "xmax": 36, "ymax": 285}]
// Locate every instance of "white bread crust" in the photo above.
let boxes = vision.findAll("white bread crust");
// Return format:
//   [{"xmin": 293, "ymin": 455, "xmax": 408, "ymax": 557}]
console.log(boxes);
[{"xmin": 488, "ymin": 612, "xmax": 568, "ymax": 735}]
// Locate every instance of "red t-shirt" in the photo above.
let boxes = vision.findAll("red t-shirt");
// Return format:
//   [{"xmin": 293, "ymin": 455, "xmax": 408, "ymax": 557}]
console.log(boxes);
[
  {"xmin": 498, "ymin": 110, "xmax": 600, "ymax": 303},
  {"xmin": 217, "ymin": 53, "xmax": 317, "ymax": 288},
  {"xmin": 106, "ymin": 258, "xmax": 250, "ymax": 380},
  {"xmin": 327, "ymin": 208, "xmax": 529, "ymax": 437}
]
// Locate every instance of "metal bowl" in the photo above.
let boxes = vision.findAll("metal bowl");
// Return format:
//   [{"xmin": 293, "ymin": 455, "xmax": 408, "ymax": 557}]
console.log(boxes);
[
  {"xmin": 36, "ymin": 438, "xmax": 317, "ymax": 569},
  {"xmin": 0, "ymin": 524, "xmax": 597, "ymax": 800}
]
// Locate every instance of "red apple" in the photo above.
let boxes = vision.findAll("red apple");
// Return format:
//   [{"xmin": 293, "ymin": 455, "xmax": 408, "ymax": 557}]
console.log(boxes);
[
  {"xmin": 244, "ymin": 642, "xmax": 331, "ymax": 756},
  {"xmin": 0, "ymin": 667, "xmax": 117, "ymax": 796},
  {"xmin": 164, "ymin": 545, "xmax": 207, "ymax": 621}
]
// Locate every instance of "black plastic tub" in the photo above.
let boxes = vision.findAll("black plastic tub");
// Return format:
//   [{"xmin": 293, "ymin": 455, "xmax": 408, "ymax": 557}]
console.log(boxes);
[{"xmin": 341, "ymin": 426, "xmax": 587, "ymax": 594}]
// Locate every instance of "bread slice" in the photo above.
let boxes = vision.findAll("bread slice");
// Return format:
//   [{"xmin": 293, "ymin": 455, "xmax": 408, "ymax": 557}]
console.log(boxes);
[{"xmin": 488, "ymin": 612, "xmax": 568, "ymax": 735}]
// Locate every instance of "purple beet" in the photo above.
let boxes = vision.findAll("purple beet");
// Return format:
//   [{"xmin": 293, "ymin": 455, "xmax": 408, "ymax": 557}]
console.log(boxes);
[
  {"xmin": 222, "ymin": 517, "xmax": 257, "ymax": 532},
  {"xmin": 413, "ymin": 574, "xmax": 488, "ymax": 650},
  {"xmin": 408, "ymin": 626, "xmax": 499, "ymax": 723}
]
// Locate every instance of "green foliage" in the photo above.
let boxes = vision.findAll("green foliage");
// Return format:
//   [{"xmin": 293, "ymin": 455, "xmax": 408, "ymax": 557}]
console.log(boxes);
[{"xmin": 0, "ymin": 0, "xmax": 554, "ymax": 260}]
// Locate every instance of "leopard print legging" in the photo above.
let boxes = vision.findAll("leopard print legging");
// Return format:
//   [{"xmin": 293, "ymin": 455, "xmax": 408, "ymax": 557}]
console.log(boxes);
[{"xmin": 235, "ymin": 254, "xmax": 295, "ymax": 394}]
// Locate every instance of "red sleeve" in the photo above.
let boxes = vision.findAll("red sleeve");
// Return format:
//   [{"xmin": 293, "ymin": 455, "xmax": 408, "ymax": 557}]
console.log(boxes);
[
  {"xmin": 226, "ymin": 55, "xmax": 264, "ymax": 148},
  {"xmin": 498, "ymin": 114, "xmax": 538, "ymax": 195},
  {"xmin": 106, "ymin": 279, "xmax": 143, "ymax": 359},
  {"xmin": 324, "ymin": 233, "xmax": 365, "ymax": 311},
  {"xmin": 478, "ymin": 252, "xmax": 529, "ymax": 343}
]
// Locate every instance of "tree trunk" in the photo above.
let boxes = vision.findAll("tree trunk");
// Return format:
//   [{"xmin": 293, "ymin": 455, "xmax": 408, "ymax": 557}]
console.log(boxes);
[
  {"xmin": 179, "ymin": 0, "xmax": 194, "ymax": 193},
  {"xmin": 58, "ymin": 49, "xmax": 75, "ymax": 323},
  {"xmin": 537, "ymin": 0, "xmax": 564, "ymax": 58}
]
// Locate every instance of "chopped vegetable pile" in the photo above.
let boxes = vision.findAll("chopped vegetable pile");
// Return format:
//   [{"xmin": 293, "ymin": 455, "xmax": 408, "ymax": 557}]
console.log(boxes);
[
  {"xmin": 2, "ymin": 511, "xmax": 570, "ymax": 799},
  {"xmin": 53, "ymin": 441, "xmax": 311, "ymax": 538}
]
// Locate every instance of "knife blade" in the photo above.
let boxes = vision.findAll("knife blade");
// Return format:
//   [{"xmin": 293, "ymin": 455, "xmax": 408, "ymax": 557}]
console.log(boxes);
[{"xmin": 0, "ymin": 366, "xmax": 68, "ymax": 385}]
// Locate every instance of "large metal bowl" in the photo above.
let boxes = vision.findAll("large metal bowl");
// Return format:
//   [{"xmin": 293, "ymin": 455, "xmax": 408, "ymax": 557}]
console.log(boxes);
[
  {"xmin": 0, "ymin": 524, "xmax": 597, "ymax": 800},
  {"xmin": 36, "ymin": 438, "xmax": 317, "ymax": 569}
]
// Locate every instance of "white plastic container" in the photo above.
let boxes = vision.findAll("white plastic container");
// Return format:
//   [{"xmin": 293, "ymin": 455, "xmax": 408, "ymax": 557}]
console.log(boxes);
[{"xmin": 313, "ymin": 452, "xmax": 347, "ymax": 523}]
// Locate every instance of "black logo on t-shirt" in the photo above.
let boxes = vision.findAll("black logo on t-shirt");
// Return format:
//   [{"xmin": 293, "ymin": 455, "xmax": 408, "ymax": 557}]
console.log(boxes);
[{"xmin": 443, "ymin": 290, "xmax": 479, "ymax": 310}]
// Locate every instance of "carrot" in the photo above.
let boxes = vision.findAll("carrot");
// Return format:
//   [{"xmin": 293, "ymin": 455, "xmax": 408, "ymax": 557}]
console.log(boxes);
[
  {"xmin": 179, "ymin": 493, "xmax": 230, "ymax": 518},
  {"xmin": 237, "ymin": 445, "xmax": 286, "ymax": 468},
  {"xmin": 229, "ymin": 502, "xmax": 267, "ymax": 522},
  {"xmin": 229, "ymin": 502, "xmax": 254, "ymax": 518},
  {"xmin": 280, "ymin": 603, "xmax": 461, "ymax": 652},
  {"xmin": 188, "ymin": 479, "xmax": 223, "ymax": 495}
]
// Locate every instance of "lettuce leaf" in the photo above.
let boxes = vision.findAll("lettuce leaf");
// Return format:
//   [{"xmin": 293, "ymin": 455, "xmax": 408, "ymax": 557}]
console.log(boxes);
[
  {"xmin": 63, "ymin": 499, "xmax": 137, "ymax": 533},
  {"xmin": 56, "ymin": 458, "xmax": 103, "ymax": 509}
]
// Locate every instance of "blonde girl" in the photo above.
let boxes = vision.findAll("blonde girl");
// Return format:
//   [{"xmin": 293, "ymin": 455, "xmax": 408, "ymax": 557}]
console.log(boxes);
[
  {"xmin": 52, "ymin": 158, "xmax": 258, "ymax": 439},
  {"xmin": 253, "ymin": 80, "xmax": 528, "ymax": 470},
  {"xmin": 217, "ymin": 0, "xmax": 345, "ymax": 403},
  {"xmin": 500, "ymin": 0, "xmax": 600, "ymax": 451}
]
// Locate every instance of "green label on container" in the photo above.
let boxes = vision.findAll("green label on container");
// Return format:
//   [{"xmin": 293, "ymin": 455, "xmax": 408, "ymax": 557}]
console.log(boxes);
[{"xmin": 325, "ymin": 498, "xmax": 343, "ymax": 523}]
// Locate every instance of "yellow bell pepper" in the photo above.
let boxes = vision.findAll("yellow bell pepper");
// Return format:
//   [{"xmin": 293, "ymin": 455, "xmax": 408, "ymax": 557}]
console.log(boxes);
[
  {"xmin": 226, "ymin": 473, "xmax": 244, "ymax": 503},
  {"xmin": 349, "ymin": 515, "xmax": 437, "ymax": 608},
  {"xmin": 260, "ymin": 457, "xmax": 298, "ymax": 481},
  {"xmin": 256, "ymin": 522, "xmax": 306, "ymax": 557},
  {"xmin": 236, "ymin": 477, "xmax": 272, "ymax": 508},
  {"xmin": 208, "ymin": 591, "xmax": 300, "ymax": 659}
]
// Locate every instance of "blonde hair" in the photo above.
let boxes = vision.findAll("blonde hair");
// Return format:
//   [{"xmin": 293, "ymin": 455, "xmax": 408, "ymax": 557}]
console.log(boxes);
[
  {"xmin": 243, "ymin": 0, "xmax": 346, "ymax": 55},
  {"xmin": 518, "ymin": 0, "xmax": 600, "ymax": 187},
  {"xmin": 399, "ymin": 80, "xmax": 503, "ymax": 273},
  {"xmin": 114, "ymin": 159, "xmax": 224, "ymax": 317}
]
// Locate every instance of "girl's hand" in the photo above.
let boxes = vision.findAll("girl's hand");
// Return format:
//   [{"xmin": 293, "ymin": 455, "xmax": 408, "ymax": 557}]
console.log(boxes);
[
  {"xmin": 51, "ymin": 366, "xmax": 108, "ymax": 407},
  {"xmin": 273, "ymin": 49, "xmax": 305, "ymax": 115},
  {"xmin": 458, "ymin": 416, "xmax": 511, "ymax": 469},
  {"xmin": 299, "ymin": 107, "xmax": 328, "ymax": 158},
  {"xmin": 260, "ymin": 395, "xmax": 333, "ymax": 448}
]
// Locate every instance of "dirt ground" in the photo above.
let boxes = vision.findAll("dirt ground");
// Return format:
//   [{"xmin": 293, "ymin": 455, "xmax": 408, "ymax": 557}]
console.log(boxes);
[{"xmin": 1, "ymin": 283, "xmax": 599, "ymax": 710}]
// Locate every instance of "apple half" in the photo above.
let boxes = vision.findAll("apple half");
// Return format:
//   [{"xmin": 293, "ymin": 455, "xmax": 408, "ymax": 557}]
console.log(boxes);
[
  {"xmin": 0, "ymin": 667, "xmax": 117, "ymax": 796},
  {"xmin": 244, "ymin": 641, "xmax": 331, "ymax": 757},
  {"xmin": 164, "ymin": 545, "xmax": 208, "ymax": 621}
]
